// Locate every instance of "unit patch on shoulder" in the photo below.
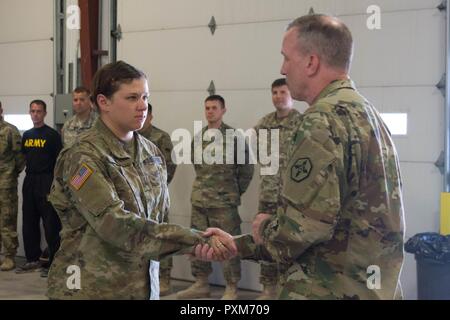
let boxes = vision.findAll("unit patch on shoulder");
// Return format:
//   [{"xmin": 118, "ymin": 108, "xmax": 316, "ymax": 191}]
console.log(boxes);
[
  {"xmin": 291, "ymin": 158, "xmax": 312, "ymax": 183},
  {"xmin": 70, "ymin": 163, "xmax": 94, "ymax": 190}
]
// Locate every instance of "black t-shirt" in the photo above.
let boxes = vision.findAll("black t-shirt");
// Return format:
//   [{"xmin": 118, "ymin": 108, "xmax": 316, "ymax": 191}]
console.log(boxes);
[{"xmin": 22, "ymin": 125, "xmax": 63, "ymax": 174}]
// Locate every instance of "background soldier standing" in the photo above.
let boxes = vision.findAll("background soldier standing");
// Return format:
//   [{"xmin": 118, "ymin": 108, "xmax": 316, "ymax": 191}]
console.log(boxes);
[
  {"xmin": 139, "ymin": 103, "xmax": 177, "ymax": 296},
  {"xmin": 17, "ymin": 100, "xmax": 63, "ymax": 277},
  {"xmin": 176, "ymin": 95, "xmax": 254, "ymax": 300},
  {"xmin": 0, "ymin": 101, "xmax": 25, "ymax": 271},
  {"xmin": 253, "ymin": 78, "xmax": 301, "ymax": 299},
  {"xmin": 61, "ymin": 86, "xmax": 97, "ymax": 148}
]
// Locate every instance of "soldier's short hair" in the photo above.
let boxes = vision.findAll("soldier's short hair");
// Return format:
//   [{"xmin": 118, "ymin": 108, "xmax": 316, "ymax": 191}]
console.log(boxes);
[
  {"xmin": 91, "ymin": 60, "xmax": 146, "ymax": 110},
  {"xmin": 73, "ymin": 86, "xmax": 90, "ymax": 96},
  {"xmin": 271, "ymin": 78, "xmax": 287, "ymax": 89},
  {"xmin": 30, "ymin": 99, "xmax": 47, "ymax": 112},
  {"xmin": 205, "ymin": 94, "xmax": 225, "ymax": 109},
  {"xmin": 287, "ymin": 14, "xmax": 353, "ymax": 71}
]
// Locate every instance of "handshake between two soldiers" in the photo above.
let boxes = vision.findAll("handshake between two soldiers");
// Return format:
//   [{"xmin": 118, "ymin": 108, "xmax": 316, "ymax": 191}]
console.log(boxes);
[{"xmin": 192, "ymin": 213, "xmax": 272, "ymax": 262}]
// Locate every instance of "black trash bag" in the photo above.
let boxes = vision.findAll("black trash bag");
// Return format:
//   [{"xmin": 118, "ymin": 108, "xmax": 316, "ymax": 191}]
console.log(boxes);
[{"xmin": 405, "ymin": 232, "xmax": 450, "ymax": 262}]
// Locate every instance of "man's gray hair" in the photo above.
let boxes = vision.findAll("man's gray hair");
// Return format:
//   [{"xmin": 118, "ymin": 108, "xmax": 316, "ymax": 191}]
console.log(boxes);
[{"xmin": 288, "ymin": 14, "xmax": 353, "ymax": 71}]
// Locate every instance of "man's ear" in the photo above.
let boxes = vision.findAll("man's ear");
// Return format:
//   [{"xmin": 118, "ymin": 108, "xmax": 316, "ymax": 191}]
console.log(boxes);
[{"xmin": 306, "ymin": 54, "xmax": 320, "ymax": 76}]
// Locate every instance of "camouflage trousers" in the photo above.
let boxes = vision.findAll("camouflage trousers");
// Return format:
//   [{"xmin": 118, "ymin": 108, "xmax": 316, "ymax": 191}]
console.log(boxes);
[
  {"xmin": 191, "ymin": 205, "xmax": 242, "ymax": 283},
  {"xmin": 159, "ymin": 210, "xmax": 172, "ymax": 278},
  {"xmin": 0, "ymin": 188, "xmax": 19, "ymax": 256}
]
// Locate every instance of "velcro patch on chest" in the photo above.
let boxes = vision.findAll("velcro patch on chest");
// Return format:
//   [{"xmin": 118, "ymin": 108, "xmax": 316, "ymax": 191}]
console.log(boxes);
[
  {"xmin": 150, "ymin": 156, "xmax": 162, "ymax": 165},
  {"xmin": 70, "ymin": 163, "xmax": 94, "ymax": 190}
]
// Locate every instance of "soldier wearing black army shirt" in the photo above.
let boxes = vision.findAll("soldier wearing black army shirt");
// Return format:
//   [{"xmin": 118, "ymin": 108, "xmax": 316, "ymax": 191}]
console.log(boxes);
[{"xmin": 17, "ymin": 99, "xmax": 63, "ymax": 277}]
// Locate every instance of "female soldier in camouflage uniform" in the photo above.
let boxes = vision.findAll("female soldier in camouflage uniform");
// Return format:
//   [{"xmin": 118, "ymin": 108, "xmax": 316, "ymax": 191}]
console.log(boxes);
[{"xmin": 47, "ymin": 61, "xmax": 215, "ymax": 299}]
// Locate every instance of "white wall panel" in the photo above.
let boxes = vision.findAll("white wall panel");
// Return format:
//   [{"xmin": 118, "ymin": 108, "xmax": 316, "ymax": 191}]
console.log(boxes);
[
  {"xmin": 119, "ymin": 0, "xmax": 335, "ymax": 32},
  {"xmin": 360, "ymin": 87, "xmax": 444, "ymax": 163},
  {"xmin": 335, "ymin": 0, "xmax": 441, "ymax": 15},
  {"xmin": 0, "ymin": 0, "xmax": 53, "ymax": 43},
  {"xmin": 399, "ymin": 162, "xmax": 441, "ymax": 300},
  {"xmin": 343, "ymin": 9, "xmax": 444, "ymax": 87},
  {"xmin": 0, "ymin": 41, "xmax": 54, "ymax": 96},
  {"xmin": 118, "ymin": 0, "xmax": 442, "ymax": 33},
  {"xmin": 119, "ymin": 22, "xmax": 286, "ymax": 91},
  {"xmin": 401, "ymin": 163, "xmax": 441, "ymax": 238},
  {"xmin": 401, "ymin": 253, "xmax": 418, "ymax": 300}
]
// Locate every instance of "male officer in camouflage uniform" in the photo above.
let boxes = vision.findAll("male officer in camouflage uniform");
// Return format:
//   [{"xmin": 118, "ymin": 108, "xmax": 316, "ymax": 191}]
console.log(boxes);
[
  {"xmin": 254, "ymin": 78, "xmax": 301, "ymax": 299},
  {"xmin": 177, "ymin": 95, "xmax": 254, "ymax": 300},
  {"xmin": 139, "ymin": 103, "xmax": 177, "ymax": 296},
  {"xmin": 61, "ymin": 86, "xmax": 97, "ymax": 148},
  {"xmin": 0, "ymin": 101, "xmax": 26, "ymax": 271},
  {"xmin": 198, "ymin": 14, "xmax": 405, "ymax": 300}
]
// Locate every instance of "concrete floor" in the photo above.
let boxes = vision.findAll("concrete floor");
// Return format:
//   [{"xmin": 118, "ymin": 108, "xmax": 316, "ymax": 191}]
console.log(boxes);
[{"xmin": 0, "ymin": 255, "xmax": 260, "ymax": 300}]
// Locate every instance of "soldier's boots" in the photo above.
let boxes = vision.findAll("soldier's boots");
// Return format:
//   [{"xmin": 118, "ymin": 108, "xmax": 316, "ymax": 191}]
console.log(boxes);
[
  {"xmin": 256, "ymin": 284, "xmax": 277, "ymax": 300},
  {"xmin": 221, "ymin": 282, "xmax": 238, "ymax": 300},
  {"xmin": 176, "ymin": 276, "xmax": 210, "ymax": 299},
  {"xmin": 159, "ymin": 274, "xmax": 172, "ymax": 296},
  {"xmin": 0, "ymin": 256, "xmax": 16, "ymax": 271}
]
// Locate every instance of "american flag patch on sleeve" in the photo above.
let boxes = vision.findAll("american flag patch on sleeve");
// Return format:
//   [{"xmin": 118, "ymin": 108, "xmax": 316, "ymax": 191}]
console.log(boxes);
[{"xmin": 70, "ymin": 163, "xmax": 94, "ymax": 190}]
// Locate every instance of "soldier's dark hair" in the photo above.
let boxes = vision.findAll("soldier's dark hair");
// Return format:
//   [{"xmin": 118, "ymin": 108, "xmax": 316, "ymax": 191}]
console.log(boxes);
[
  {"xmin": 205, "ymin": 94, "xmax": 225, "ymax": 109},
  {"xmin": 271, "ymin": 78, "xmax": 287, "ymax": 89},
  {"xmin": 91, "ymin": 60, "xmax": 146, "ymax": 110},
  {"xmin": 148, "ymin": 103, "xmax": 152, "ymax": 114},
  {"xmin": 73, "ymin": 86, "xmax": 90, "ymax": 95},
  {"xmin": 29, "ymin": 99, "xmax": 47, "ymax": 112},
  {"xmin": 287, "ymin": 14, "xmax": 353, "ymax": 71}
]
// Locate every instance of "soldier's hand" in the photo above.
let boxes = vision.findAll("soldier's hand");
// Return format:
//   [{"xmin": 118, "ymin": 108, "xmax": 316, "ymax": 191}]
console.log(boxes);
[
  {"xmin": 193, "ymin": 228, "xmax": 237, "ymax": 261},
  {"xmin": 252, "ymin": 213, "xmax": 272, "ymax": 245},
  {"xmin": 203, "ymin": 228, "xmax": 237, "ymax": 258},
  {"xmin": 193, "ymin": 243, "xmax": 214, "ymax": 261}
]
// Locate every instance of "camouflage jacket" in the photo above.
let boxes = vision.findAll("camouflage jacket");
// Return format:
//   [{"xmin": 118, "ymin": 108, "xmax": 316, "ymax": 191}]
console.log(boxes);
[
  {"xmin": 48, "ymin": 119, "xmax": 205, "ymax": 300},
  {"xmin": 191, "ymin": 122, "xmax": 254, "ymax": 208},
  {"xmin": 254, "ymin": 109, "xmax": 302, "ymax": 214},
  {"xmin": 139, "ymin": 124, "xmax": 177, "ymax": 184},
  {"xmin": 61, "ymin": 111, "xmax": 97, "ymax": 148},
  {"xmin": 235, "ymin": 79, "xmax": 405, "ymax": 300},
  {"xmin": 0, "ymin": 118, "xmax": 25, "ymax": 188}
]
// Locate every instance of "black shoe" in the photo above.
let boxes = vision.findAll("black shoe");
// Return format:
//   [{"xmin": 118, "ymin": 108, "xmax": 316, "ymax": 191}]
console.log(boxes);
[
  {"xmin": 40, "ymin": 268, "xmax": 49, "ymax": 278},
  {"xmin": 15, "ymin": 261, "xmax": 41, "ymax": 274}
]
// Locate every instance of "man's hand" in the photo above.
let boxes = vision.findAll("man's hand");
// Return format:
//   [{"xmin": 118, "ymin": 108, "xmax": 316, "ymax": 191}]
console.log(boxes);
[
  {"xmin": 194, "ymin": 228, "xmax": 238, "ymax": 261},
  {"xmin": 252, "ymin": 213, "xmax": 272, "ymax": 245}
]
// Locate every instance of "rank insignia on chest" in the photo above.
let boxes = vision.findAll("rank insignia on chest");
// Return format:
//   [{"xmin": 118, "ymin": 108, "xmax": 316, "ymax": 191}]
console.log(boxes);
[
  {"xmin": 291, "ymin": 158, "xmax": 312, "ymax": 183},
  {"xmin": 70, "ymin": 163, "xmax": 94, "ymax": 190}
]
